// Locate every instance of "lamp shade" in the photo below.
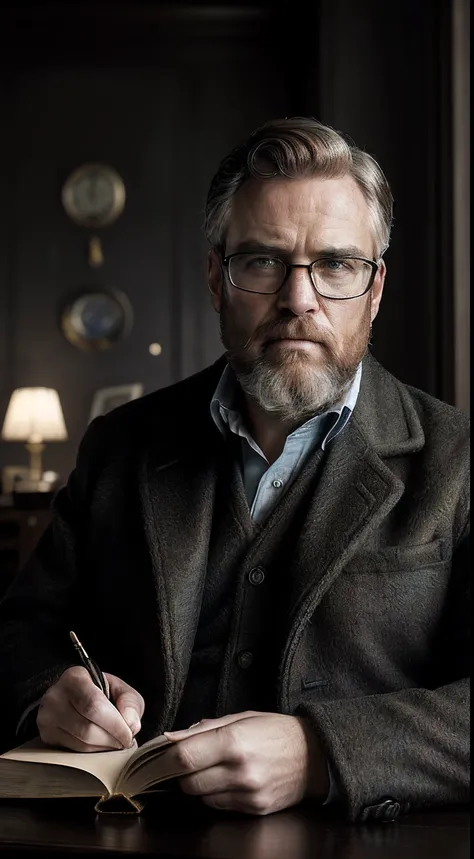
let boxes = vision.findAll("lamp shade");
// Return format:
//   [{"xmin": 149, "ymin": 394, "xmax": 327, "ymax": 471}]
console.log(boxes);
[{"xmin": 1, "ymin": 388, "xmax": 68, "ymax": 443}]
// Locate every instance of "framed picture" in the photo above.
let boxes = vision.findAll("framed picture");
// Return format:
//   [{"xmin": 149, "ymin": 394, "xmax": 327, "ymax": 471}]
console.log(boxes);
[
  {"xmin": 1, "ymin": 465, "xmax": 30, "ymax": 495},
  {"xmin": 89, "ymin": 384, "xmax": 144, "ymax": 423}
]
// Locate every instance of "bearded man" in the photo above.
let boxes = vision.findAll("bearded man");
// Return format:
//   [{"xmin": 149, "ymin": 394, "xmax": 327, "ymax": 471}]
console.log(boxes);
[{"xmin": 0, "ymin": 117, "xmax": 469, "ymax": 823}]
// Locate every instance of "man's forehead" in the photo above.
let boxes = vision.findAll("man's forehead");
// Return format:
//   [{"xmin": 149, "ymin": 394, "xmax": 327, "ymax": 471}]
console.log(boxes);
[
  {"xmin": 226, "ymin": 175, "xmax": 373, "ymax": 248},
  {"xmin": 230, "ymin": 175, "xmax": 369, "ymax": 220}
]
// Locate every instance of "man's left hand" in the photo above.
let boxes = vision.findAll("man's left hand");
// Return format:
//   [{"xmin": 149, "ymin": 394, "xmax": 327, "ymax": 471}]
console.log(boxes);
[{"xmin": 164, "ymin": 711, "xmax": 329, "ymax": 815}]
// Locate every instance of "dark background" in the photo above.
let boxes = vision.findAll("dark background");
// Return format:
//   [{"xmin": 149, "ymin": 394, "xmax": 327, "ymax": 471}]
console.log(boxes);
[{"xmin": 0, "ymin": 0, "xmax": 466, "ymax": 483}]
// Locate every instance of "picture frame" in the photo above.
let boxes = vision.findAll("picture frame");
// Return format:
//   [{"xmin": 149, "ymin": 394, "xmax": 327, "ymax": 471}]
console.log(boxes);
[
  {"xmin": 1, "ymin": 465, "xmax": 30, "ymax": 495},
  {"xmin": 88, "ymin": 384, "xmax": 144, "ymax": 423}
]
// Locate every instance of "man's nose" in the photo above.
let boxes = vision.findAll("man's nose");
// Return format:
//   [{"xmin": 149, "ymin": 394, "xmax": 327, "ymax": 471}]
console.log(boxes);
[{"xmin": 275, "ymin": 265, "xmax": 322, "ymax": 315}]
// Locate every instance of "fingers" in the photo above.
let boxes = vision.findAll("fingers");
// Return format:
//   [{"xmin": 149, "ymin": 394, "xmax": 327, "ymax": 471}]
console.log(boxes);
[
  {"xmin": 179, "ymin": 762, "xmax": 273, "ymax": 815},
  {"xmin": 41, "ymin": 723, "xmax": 125, "ymax": 754},
  {"xmin": 163, "ymin": 722, "xmax": 236, "ymax": 778},
  {"xmin": 162, "ymin": 712, "xmax": 264, "ymax": 777},
  {"xmin": 164, "ymin": 711, "xmax": 260, "ymax": 741},
  {"xmin": 107, "ymin": 674, "xmax": 145, "ymax": 737},
  {"xmin": 37, "ymin": 666, "xmax": 136, "ymax": 752},
  {"xmin": 179, "ymin": 763, "xmax": 252, "ymax": 797},
  {"xmin": 162, "ymin": 712, "xmax": 318, "ymax": 816}
]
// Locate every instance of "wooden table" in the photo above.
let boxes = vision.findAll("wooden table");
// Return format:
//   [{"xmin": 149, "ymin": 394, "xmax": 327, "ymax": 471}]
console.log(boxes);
[{"xmin": 0, "ymin": 796, "xmax": 469, "ymax": 857}]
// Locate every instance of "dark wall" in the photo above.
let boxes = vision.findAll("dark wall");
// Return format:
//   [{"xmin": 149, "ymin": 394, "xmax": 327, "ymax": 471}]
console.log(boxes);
[
  {"xmin": 317, "ymin": 0, "xmax": 455, "ymax": 409},
  {"xmin": 0, "ymin": 2, "xmax": 296, "ymax": 479},
  {"xmin": 0, "ymin": 1, "xmax": 457, "ymax": 483}
]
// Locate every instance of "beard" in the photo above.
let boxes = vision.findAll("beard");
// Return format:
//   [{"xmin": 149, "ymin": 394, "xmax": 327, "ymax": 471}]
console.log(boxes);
[{"xmin": 219, "ymin": 299, "xmax": 371, "ymax": 423}]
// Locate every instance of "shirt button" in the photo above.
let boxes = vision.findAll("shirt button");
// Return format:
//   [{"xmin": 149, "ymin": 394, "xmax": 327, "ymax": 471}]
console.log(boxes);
[
  {"xmin": 272, "ymin": 479, "xmax": 283, "ymax": 488},
  {"xmin": 248, "ymin": 567, "xmax": 265, "ymax": 586},
  {"xmin": 237, "ymin": 650, "xmax": 254, "ymax": 669}
]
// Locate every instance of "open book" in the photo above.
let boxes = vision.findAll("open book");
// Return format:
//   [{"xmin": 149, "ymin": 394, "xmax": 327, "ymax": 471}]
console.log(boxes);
[{"xmin": 0, "ymin": 734, "xmax": 186, "ymax": 814}]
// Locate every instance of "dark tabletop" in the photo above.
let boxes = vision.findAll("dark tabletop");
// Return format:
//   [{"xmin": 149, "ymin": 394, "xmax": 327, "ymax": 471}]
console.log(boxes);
[{"xmin": 0, "ymin": 796, "xmax": 469, "ymax": 858}]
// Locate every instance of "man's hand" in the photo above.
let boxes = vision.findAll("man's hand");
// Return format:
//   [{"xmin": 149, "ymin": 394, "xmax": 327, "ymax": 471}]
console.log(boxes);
[
  {"xmin": 164, "ymin": 711, "xmax": 329, "ymax": 815},
  {"xmin": 36, "ymin": 667, "xmax": 144, "ymax": 752}
]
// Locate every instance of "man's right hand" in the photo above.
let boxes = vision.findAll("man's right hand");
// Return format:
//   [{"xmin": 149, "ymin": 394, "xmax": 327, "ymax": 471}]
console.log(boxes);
[{"xmin": 36, "ymin": 667, "xmax": 145, "ymax": 752}]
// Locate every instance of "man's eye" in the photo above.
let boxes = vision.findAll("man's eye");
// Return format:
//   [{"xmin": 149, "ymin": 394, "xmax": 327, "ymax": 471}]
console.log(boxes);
[
  {"xmin": 250, "ymin": 257, "xmax": 279, "ymax": 268},
  {"xmin": 317, "ymin": 258, "xmax": 359, "ymax": 274},
  {"xmin": 321, "ymin": 259, "xmax": 345, "ymax": 271}
]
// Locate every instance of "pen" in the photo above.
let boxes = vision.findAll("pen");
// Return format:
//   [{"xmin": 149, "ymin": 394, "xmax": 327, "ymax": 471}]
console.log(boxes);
[{"xmin": 69, "ymin": 630, "xmax": 110, "ymax": 700}]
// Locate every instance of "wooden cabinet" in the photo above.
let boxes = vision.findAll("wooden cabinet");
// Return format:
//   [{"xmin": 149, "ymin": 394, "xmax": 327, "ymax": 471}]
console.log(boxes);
[{"xmin": 0, "ymin": 506, "xmax": 52, "ymax": 597}]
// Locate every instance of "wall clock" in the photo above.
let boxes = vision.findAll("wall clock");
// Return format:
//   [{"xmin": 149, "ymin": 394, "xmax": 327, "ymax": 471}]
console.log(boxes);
[
  {"xmin": 61, "ymin": 163, "xmax": 126, "ymax": 228},
  {"xmin": 59, "ymin": 287, "xmax": 133, "ymax": 352}
]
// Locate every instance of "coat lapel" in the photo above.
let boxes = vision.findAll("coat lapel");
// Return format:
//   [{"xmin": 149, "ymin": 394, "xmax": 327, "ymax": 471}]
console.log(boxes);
[
  {"xmin": 282, "ymin": 422, "xmax": 405, "ymax": 628},
  {"xmin": 138, "ymin": 365, "xmax": 226, "ymax": 729},
  {"xmin": 278, "ymin": 354, "xmax": 426, "ymax": 707}
]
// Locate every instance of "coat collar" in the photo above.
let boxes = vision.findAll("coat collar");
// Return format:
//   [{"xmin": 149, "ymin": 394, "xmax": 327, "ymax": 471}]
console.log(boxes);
[
  {"xmin": 352, "ymin": 352, "xmax": 425, "ymax": 456},
  {"xmin": 142, "ymin": 350, "xmax": 426, "ymax": 468}
]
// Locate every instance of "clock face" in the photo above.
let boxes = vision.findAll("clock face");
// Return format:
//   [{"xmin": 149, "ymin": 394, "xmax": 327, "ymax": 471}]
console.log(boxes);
[{"xmin": 61, "ymin": 164, "xmax": 126, "ymax": 227}]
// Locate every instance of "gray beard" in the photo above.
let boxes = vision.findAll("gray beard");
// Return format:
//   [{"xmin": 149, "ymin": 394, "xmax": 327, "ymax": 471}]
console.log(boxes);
[
  {"xmin": 228, "ymin": 348, "xmax": 360, "ymax": 422},
  {"xmin": 219, "ymin": 295, "xmax": 370, "ymax": 423}
]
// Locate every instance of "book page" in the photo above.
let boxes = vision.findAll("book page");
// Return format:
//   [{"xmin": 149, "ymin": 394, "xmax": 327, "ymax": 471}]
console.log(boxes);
[
  {"xmin": 116, "ymin": 736, "xmax": 184, "ymax": 796},
  {"xmin": 1, "ymin": 737, "xmax": 138, "ymax": 796},
  {"xmin": 116, "ymin": 732, "xmax": 171, "ymax": 782},
  {"xmin": 0, "ymin": 758, "xmax": 106, "ymax": 799}
]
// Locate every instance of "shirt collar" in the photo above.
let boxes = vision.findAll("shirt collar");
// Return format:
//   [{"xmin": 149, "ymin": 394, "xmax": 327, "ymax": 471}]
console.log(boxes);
[{"xmin": 210, "ymin": 361, "xmax": 362, "ymax": 452}]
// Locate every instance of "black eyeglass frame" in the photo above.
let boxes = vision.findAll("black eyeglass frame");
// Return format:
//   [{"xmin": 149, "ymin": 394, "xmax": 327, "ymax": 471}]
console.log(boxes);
[{"xmin": 221, "ymin": 252, "xmax": 379, "ymax": 300}]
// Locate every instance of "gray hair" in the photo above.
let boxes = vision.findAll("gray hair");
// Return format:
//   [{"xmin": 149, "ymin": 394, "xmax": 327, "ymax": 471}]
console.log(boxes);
[{"xmin": 204, "ymin": 117, "xmax": 393, "ymax": 259}]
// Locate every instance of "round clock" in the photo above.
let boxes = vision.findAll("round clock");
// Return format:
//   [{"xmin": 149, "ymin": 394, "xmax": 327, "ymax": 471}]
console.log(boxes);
[
  {"xmin": 59, "ymin": 287, "xmax": 133, "ymax": 352},
  {"xmin": 61, "ymin": 163, "xmax": 126, "ymax": 228}
]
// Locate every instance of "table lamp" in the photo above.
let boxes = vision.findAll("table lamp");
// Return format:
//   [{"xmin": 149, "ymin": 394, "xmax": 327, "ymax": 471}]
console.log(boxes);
[{"xmin": 1, "ymin": 387, "xmax": 68, "ymax": 492}]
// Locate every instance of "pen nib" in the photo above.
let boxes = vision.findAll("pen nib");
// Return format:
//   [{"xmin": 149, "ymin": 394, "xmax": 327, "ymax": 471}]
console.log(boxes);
[{"xmin": 69, "ymin": 630, "xmax": 90, "ymax": 660}]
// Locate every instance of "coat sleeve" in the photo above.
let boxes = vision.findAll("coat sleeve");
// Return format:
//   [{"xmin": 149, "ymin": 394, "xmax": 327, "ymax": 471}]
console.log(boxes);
[
  {"xmin": 298, "ymin": 528, "xmax": 470, "ymax": 822},
  {"xmin": 0, "ymin": 418, "xmax": 105, "ymax": 752}
]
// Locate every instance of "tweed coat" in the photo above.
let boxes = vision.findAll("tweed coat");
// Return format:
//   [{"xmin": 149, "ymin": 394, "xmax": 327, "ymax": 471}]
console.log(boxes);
[{"xmin": 0, "ymin": 352, "xmax": 469, "ymax": 821}]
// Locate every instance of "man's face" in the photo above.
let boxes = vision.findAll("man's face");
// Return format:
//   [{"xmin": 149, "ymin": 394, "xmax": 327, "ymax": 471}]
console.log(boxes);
[{"xmin": 208, "ymin": 175, "xmax": 386, "ymax": 420}]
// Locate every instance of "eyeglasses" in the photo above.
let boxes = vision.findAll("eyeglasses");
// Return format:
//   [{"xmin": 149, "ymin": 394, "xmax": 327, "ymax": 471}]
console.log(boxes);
[{"xmin": 221, "ymin": 252, "xmax": 379, "ymax": 300}]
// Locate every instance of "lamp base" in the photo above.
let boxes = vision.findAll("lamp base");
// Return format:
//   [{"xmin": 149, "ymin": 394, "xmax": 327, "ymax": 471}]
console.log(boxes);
[
  {"xmin": 12, "ymin": 477, "xmax": 50, "ymax": 493},
  {"xmin": 11, "ymin": 471, "xmax": 60, "ymax": 506},
  {"xmin": 25, "ymin": 441, "xmax": 45, "ymax": 484}
]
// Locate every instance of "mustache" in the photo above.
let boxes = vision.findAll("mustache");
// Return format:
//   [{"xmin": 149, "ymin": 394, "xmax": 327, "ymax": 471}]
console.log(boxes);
[
  {"xmin": 257, "ymin": 317, "xmax": 331, "ymax": 347},
  {"xmin": 221, "ymin": 307, "xmax": 334, "ymax": 353}
]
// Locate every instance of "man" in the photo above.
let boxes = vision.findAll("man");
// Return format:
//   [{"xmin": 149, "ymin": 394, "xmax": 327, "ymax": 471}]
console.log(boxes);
[{"xmin": 0, "ymin": 118, "xmax": 469, "ymax": 823}]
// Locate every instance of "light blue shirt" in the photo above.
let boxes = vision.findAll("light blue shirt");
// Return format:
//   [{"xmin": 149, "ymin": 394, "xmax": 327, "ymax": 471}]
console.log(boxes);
[{"xmin": 210, "ymin": 362, "xmax": 362, "ymax": 523}]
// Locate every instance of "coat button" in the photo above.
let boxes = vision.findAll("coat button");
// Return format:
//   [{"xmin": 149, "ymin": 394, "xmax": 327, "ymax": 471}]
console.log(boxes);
[
  {"xmin": 248, "ymin": 567, "xmax": 265, "ymax": 586},
  {"xmin": 237, "ymin": 650, "xmax": 254, "ymax": 669}
]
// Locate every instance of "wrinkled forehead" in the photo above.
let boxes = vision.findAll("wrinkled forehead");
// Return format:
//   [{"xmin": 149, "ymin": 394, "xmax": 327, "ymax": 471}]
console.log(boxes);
[{"xmin": 225, "ymin": 176, "xmax": 376, "ymax": 256}]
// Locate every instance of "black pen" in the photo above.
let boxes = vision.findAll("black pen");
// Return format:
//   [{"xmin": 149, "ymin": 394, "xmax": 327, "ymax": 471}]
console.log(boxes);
[{"xmin": 69, "ymin": 630, "xmax": 110, "ymax": 700}]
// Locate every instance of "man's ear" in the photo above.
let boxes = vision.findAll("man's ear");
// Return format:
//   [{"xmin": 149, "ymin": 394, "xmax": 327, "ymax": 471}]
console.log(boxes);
[
  {"xmin": 370, "ymin": 259, "xmax": 386, "ymax": 323},
  {"xmin": 208, "ymin": 249, "xmax": 223, "ymax": 313}
]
